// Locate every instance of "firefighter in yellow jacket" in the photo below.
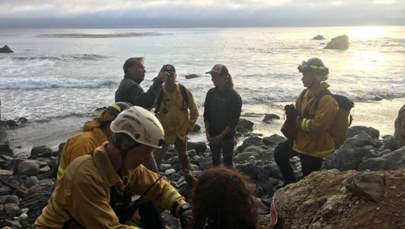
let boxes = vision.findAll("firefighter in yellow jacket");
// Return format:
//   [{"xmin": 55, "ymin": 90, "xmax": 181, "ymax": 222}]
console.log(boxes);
[
  {"xmin": 56, "ymin": 102, "xmax": 131, "ymax": 186},
  {"xmin": 35, "ymin": 106, "xmax": 192, "ymax": 228},
  {"xmin": 153, "ymin": 64, "xmax": 199, "ymax": 185},
  {"xmin": 274, "ymin": 57, "xmax": 339, "ymax": 187}
]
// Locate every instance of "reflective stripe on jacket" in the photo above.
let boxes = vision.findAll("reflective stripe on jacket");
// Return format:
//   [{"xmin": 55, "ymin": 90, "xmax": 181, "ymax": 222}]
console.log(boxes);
[
  {"xmin": 35, "ymin": 143, "xmax": 186, "ymax": 228},
  {"xmin": 293, "ymin": 82, "xmax": 339, "ymax": 158},
  {"xmin": 157, "ymin": 84, "xmax": 199, "ymax": 144}
]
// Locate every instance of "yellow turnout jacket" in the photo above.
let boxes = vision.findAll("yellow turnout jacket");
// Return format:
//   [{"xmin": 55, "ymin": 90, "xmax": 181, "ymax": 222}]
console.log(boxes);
[
  {"xmin": 56, "ymin": 128, "xmax": 107, "ymax": 185},
  {"xmin": 157, "ymin": 84, "xmax": 199, "ymax": 144},
  {"xmin": 293, "ymin": 82, "xmax": 339, "ymax": 158},
  {"xmin": 35, "ymin": 143, "xmax": 186, "ymax": 228}
]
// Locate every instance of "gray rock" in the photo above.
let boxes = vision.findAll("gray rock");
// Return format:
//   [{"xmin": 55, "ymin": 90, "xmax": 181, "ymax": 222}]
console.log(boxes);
[
  {"xmin": 236, "ymin": 118, "xmax": 254, "ymax": 131},
  {"xmin": 4, "ymin": 203, "xmax": 20, "ymax": 214},
  {"xmin": 394, "ymin": 104, "xmax": 405, "ymax": 147},
  {"xmin": 159, "ymin": 163, "xmax": 172, "ymax": 171},
  {"xmin": 0, "ymin": 144, "xmax": 13, "ymax": 157},
  {"xmin": 324, "ymin": 145, "xmax": 378, "ymax": 171},
  {"xmin": 17, "ymin": 160, "xmax": 39, "ymax": 176},
  {"xmin": 236, "ymin": 136, "xmax": 263, "ymax": 153},
  {"xmin": 379, "ymin": 135, "xmax": 398, "ymax": 152},
  {"xmin": 25, "ymin": 176, "xmax": 40, "ymax": 188},
  {"xmin": 165, "ymin": 168, "xmax": 176, "ymax": 176},
  {"xmin": 187, "ymin": 142, "xmax": 207, "ymax": 154},
  {"xmin": 358, "ymin": 146, "xmax": 405, "ymax": 171},
  {"xmin": 262, "ymin": 134, "xmax": 285, "ymax": 146},
  {"xmin": 346, "ymin": 172, "xmax": 385, "ymax": 202},
  {"xmin": 262, "ymin": 114, "xmax": 280, "ymax": 123},
  {"xmin": 348, "ymin": 126, "xmax": 380, "ymax": 139},
  {"xmin": 184, "ymin": 74, "xmax": 200, "ymax": 79},
  {"xmin": 313, "ymin": 35, "xmax": 326, "ymax": 40},
  {"xmin": 344, "ymin": 132, "xmax": 381, "ymax": 148},
  {"xmin": 30, "ymin": 145, "xmax": 53, "ymax": 159},
  {"xmin": 0, "ymin": 45, "xmax": 14, "ymax": 53},
  {"xmin": 324, "ymin": 34, "xmax": 349, "ymax": 50}
]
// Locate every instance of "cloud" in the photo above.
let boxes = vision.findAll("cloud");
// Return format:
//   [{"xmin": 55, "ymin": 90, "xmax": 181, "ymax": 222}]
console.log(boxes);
[{"xmin": 0, "ymin": 0, "xmax": 403, "ymax": 28}]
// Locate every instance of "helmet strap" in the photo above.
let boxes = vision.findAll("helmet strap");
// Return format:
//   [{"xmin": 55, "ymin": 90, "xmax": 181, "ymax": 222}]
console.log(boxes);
[{"xmin": 119, "ymin": 142, "xmax": 141, "ymax": 162}]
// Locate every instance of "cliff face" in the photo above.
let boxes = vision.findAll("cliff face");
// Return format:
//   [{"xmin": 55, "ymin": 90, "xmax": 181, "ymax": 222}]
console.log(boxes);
[{"xmin": 273, "ymin": 169, "xmax": 405, "ymax": 229}]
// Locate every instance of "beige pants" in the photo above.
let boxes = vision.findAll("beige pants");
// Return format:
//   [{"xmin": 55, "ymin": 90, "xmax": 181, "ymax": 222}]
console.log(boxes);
[{"xmin": 154, "ymin": 137, "xmax": 196, "ymax": 184}]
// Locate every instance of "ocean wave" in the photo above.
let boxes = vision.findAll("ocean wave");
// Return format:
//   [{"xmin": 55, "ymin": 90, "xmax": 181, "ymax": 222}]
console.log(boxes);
[
  {"xmin": 6, "ymin": 56, "xmax": 61, "ymax": 61},
  {"xmin": 0, "ymin": 54, "xmax": 109, "ymax": 62},
  {"xmin": 36, "ymin": 32, "xmax": 163, "ymax": 38},
  {"xmin": 0, "ymin": 79, "xmax": 116, "ymax": 90},
  {"xmin": 62, "ymin": 54, "xmax": 110, "ymax": 61}
]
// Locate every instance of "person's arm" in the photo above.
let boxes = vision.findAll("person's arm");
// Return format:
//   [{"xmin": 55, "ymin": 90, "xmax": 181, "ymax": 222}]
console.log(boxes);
[
  {"xmin": 128, "ymin": 165, "xmax": 188, "ymax": 216},
  {"xmin": 203, "ymin": 90, "xmax": 213, "ymax": 142},
  {"xmin": 186, "ymin": 89, "xmax": 199, "ymax": 132},
  {"xmin": 226, "ymin": 91, "xmax": 242, "ymax": 131},
  {"xmin": 131, "ymin": 79, "xmax": 164, "ymax": 109},
  {"xmin": 297, "ymin": 95, "xmax": 338, "ymax": 133},
  {"xmin": 70, "ymin": 173, "xmax": 136, "ymax": 228}
]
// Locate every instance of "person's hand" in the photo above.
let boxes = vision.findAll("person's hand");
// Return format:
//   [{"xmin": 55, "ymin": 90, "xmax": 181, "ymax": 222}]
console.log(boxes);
[
  {"xmin": 157, "ymin": 71, "xmax": 170, "ymax": 82},
  {"xmin": 209, "ymin": 135, "xmax": 223, "ymax": 146},
  {"xmin": 206, "ymin": 133, "xmax": 213, "ymax": 142},
  {"xmin": 285, "ymin": 104, "xmax": 298, "ymax": 125},
  {"xmin": 179, "ymin": 208, "xmax": 193, "ymax": 229}
]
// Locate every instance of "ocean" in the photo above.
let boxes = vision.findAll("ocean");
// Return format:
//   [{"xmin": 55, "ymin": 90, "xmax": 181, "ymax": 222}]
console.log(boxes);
[{"xmin": 1, "ymin": 26, "xmax": 405, "ymax": 152}]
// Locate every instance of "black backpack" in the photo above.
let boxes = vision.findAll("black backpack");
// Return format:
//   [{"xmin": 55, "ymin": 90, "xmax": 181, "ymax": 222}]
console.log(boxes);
[{"xmin": 154, "ymin": 84, "xmax": 189, "ymax": 114}]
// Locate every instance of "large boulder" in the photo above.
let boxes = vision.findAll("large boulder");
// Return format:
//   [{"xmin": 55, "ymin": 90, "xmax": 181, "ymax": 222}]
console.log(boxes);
[
  {"xmin": 0, "ymin": 45, "xmax": 13, "ymax": 53},
  {"xmin": 273, "ymin": 169, "xmax": 405, "ymax": 229},
  {"xmin": 394, "ymin": 104, "xmax": 405, "ymax": 147},
  {"xmin": 324, "ymin": 35, "xmax": 349, "ymax": 50},
  {"xmin": 358, "ymin": 146, "xmax": 405, "ymax": 171}
]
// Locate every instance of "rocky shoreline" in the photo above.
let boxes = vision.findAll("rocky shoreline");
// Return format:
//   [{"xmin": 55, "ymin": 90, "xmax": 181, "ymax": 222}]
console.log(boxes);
[{"xmin": 1, "ymin": 104, "xmax": 405, "ymax": 228}]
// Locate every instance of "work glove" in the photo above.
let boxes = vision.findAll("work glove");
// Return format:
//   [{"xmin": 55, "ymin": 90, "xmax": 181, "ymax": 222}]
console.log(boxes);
[
  {"xmin": 179, "ymin": 206, "xmax": 193, "ymax": 229},
  {"xmin": 284, "ymin": 104, "xmax": 298, "ymax": 125}
]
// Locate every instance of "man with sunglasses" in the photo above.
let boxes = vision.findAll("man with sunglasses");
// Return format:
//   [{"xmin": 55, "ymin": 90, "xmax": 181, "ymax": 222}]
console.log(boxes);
[{"xmin": 35, "ymin": 106, "xmax": 192, "ymax": 229}]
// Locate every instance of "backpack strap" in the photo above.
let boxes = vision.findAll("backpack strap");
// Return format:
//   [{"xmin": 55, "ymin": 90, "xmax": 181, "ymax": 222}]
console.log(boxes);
[
  {"xmin": 155, "ymin": 84, "xmax": 189, "ymax": 113},
  {"xmin": 303, "ymin": 89, "xmax": 331, "ymax": 119},
  {"xmin": 179, "ymin": 84, "xmax": 189, "ymax": 111}
]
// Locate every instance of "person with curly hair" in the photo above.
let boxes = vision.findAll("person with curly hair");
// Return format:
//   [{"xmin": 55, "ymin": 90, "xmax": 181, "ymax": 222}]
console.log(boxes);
[{"xmin": 191, "ymin": 167, "xmax": 258, "ymax": 229}]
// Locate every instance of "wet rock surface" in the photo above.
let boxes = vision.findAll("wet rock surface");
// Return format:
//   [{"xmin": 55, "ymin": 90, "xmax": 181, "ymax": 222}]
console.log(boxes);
[{"xmin": 1, "ymin": 120, "xmax": 405, "ymax": 228}]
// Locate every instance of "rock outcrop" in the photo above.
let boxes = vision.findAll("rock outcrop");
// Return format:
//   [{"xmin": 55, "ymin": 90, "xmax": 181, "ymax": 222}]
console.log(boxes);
[
  {"xmin": 395, "ymin": 104, "xmax": 405, "ymax": 147},
  {"xmin": 324, "ymin": 35, "xmax": 349, "ymax": 50},
  {"xmin": 312, "ymin": 35, "xmax": 325, "ymax": 40},
  {"xmin": 273, "ymin": 169, "xmax": 405, "ymax": 229},
  {"xmin": 0, "ymin": 45, "xmax": 13, "ymax": 53}
]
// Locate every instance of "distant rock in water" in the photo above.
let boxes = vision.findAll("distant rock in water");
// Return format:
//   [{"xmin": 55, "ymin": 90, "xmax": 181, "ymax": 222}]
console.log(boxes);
[
  {"xmin": 184, "ymin": 74, "xmax": 201, "ymax": 79},
  {"xmin": 312, "ymin": 35, "xmax": 325, "ymax": 40},
  {"xmin": 324, "ymin": 35, "xmax": 349, "ymax": 50},
  {"xmin": 0, "ymin": 45, "xmax": 13, "ymax": 53}
]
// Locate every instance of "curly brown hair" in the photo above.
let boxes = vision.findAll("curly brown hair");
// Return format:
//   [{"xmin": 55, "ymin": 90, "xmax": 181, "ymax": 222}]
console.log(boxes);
[{"xmin": 191, "ymin": 166, "xmax": 258, "ymax": 229}]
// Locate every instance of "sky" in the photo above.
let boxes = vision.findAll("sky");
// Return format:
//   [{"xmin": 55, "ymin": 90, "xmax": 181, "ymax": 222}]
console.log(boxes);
[{"xmin": 0, "ymin": 0, "xmax": 404, "ymax": 28}]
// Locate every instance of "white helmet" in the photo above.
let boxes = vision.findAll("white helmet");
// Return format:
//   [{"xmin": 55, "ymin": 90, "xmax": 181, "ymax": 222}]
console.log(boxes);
[{"xmin": 110, "ymin": 106, "xmax": 165, "ymax": 148}]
